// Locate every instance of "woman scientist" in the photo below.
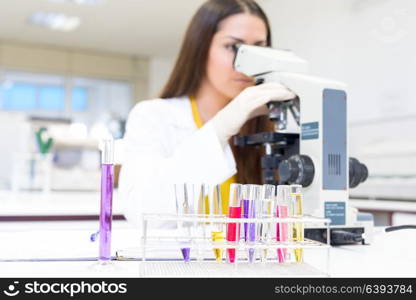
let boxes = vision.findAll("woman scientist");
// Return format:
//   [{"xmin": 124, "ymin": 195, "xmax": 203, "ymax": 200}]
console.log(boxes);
[{"xmin": 119, "ymin": 0, "xmax": 295, "ymax": 225}]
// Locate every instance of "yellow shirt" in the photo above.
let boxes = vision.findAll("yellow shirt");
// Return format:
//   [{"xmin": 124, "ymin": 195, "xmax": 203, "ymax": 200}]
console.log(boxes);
[{"xmin": 189, "ymin": 96, "xmax": 236, "ymax": 214}]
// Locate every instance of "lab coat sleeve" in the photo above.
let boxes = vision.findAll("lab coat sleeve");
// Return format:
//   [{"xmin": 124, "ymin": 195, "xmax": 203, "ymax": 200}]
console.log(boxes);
[{"xmin": 119, "ymin": 101, "xmax": 237, "ymax": 227}]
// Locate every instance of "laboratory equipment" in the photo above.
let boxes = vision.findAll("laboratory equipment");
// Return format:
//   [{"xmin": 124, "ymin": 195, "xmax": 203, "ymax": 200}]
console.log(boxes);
[
  {"xmin": 99, "ymin": 139, "xmax": 114, "ymax": 262},
  {"xmin": 241, "ymin": 186, "xmax": 249, "ymax": 243},
  {"xmin": 290, "ymin": 184, "xmax": 304, "ymax": 263},
  {"xmin": 245, "ymin": 184, "xmax": 261, "ymax": 263},
  {"xmin": 233, "ymin": 44, "xmax": 373, "ymax": 244},
  {"xmin": 138, "ymin": 201, "xmax": 331, "ymax": 277},
  {"xmin": 276, "ymin": 185, "xmax": 289, "ymax": 263},
  {"xmin": 259, "ymin": 184, "xmax": 275, "ymax": 261},
  {"xmin": 226, "ymin": 183, "xmax": 243, "ymax": 263},
  {"xmin": 174, "ymin": 182, "xmax": 208, "ymax": 262},
  {"xmin": 195, "ymin": 183, "xmax": 208, "ymax": 260},
  {"xmin": 208, "ymin": 184, "xmax": 225, "ymax": 263},
  {"xmin": 174, "ymin": 183, "xmax": 192, "ymax": 262}
]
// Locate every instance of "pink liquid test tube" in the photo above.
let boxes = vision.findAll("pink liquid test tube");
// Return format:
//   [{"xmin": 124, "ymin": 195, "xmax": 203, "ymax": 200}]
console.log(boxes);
[
  {"xmin": 276, "ymin": 185, "xmax": 290, "ymax": 264},
  {"xmin": 276, "ymin": 205, "xmax": 288, "ymax": 263},
  {"xmin": 226, "ymin": 184, "xmax": 243, "ymax": 263}
]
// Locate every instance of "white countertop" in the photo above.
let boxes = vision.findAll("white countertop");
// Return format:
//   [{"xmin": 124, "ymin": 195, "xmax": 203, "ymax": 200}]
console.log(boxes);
[{"xmin": 0, "ymin": 220, "xmax": 415, "ymax": 277}]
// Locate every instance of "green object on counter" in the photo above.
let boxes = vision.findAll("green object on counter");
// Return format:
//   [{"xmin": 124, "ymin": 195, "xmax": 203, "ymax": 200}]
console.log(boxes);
[{"xmin": 35, "ymin": 127, "xmax": 53, "ymax": 154}]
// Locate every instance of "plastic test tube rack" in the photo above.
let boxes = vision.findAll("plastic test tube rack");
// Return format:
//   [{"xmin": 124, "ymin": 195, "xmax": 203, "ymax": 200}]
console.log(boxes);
[{"xmin": 139, "ymin": 213, "xmax": 331, "ymax": 277}]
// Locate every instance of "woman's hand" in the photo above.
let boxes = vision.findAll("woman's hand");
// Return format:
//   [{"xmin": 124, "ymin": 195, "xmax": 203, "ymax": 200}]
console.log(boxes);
[{"xmin": 212, "ymin": 82, "xmax": 296, "ymax": 146}]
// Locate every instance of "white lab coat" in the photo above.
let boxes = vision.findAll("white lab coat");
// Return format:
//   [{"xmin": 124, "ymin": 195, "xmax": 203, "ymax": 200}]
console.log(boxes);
[{"xmin": 119, "ymin": 96, "xmax": 237, "ymax": 227}]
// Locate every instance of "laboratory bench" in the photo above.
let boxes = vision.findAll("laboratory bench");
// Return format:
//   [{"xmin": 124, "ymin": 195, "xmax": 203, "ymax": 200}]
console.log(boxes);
[
  {"xmin": 1, "ymin": 190, "xmax": 415, "ymax": 277},
  {"xmin": 0, "ymin": 220, "xmax": 415, "ymax": 278}
]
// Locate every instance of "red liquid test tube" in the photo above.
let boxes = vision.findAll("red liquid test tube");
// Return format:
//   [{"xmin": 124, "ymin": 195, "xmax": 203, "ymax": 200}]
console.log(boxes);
[
  {"xmin": 226, "ymin": 184, "xmax": 244, "ymax": 263},
  {"xmin": 226, "ymin": 206, "xmax": 241, "ymax": 263}
]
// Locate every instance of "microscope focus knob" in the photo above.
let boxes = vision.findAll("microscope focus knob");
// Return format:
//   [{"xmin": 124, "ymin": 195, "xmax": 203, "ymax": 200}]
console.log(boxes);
[
  {"xmin": 349, "ymin": 157, "xmax": 369, "ymax": 188},
  {"xmin": 278, "ymin": 155, "xmax": 315, "ymax": 187}
]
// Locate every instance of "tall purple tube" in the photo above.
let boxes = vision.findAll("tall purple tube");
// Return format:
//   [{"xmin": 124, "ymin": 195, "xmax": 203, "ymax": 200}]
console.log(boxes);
[
  {"xmin": 99, "ymin": 139, "xmax": 114, "ymax": 262},
  {"xmin": 246, "ymin": 185, "xmax": 260, "ymax": 263},
  {"xmin": 242, "ymin": 199, "xmax": 249, "ymax": 241},
  {"xmin": 247, "ymin": 201, "xmax": 256, "ymax": 242},
  {"xmin": 242, "ymin": 199, "xmax": 256, "ymax": 242}
]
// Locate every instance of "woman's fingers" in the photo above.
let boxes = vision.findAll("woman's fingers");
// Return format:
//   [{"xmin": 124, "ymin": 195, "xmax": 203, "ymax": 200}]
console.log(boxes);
[
  {"xmin": 254, "ymin": 82, "xmax": 295, "ymax": 93},
  {"xmin": 254, "ymin": 82, "xmax": 287, "ymax": 89},
  {"xmin": 252, "ymin": 88, "xmax": 296, "ymax": 107},
  {"xmin": 249, "ymin": 104, "xmax": 269, "ymax": 119},
  {"xmin": 212, "ymin": 82, "xmax": 298, "ymax": 143},
  {"xmin": 251, "ymin": 82, "xmax": 296, "ymax": 102}
]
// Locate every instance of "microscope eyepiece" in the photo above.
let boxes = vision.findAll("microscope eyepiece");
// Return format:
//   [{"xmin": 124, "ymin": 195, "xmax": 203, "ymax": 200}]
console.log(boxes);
[{"xmin": 231, "ymin": 43, "xmax": 242, "ymax": 54}]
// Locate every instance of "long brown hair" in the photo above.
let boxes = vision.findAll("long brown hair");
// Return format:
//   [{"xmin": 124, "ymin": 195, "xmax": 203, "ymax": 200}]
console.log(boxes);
[{"xmin": 160, "ymin": 0, "xmax": 274, "ymax": 184}]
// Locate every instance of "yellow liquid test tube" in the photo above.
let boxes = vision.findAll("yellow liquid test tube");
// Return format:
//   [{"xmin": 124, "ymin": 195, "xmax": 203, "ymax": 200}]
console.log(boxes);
[
  {"xmin": 208, "ymin": 184, "xmax": 225, "ymax": 263},
  {"xmin": 290, "ymin": 185, "xmax": 304, "ymax": 263},
  {"xmin": 211, "ymin": 231, "xmax": 225, "ymax": 263}
]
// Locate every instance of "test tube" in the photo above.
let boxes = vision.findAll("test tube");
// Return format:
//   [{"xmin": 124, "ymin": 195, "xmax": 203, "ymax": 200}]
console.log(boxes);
[
  {"xmin": 226, "ymin": 183, "xmax": 243, "ymax": 263},
  {"xmin": 244, "ymin": 184, "xmax": 261, "ymax": 263},
  {"xmin": 174, "ymin": 183, "xmax": 192, "ymax": 263},
  {"xmin": 192, "ymin": 183, "xmax": 208, "ymax": 261},
  {"xmin": 275, "ymin": 185, "xmax": 290, "ymax": 263},
  {"xmin": 259, "ymin": 184, "xmax": 276, "ymax": 262},
  {"xmin": 208, "ymin": 184, "xmax": 224, "ymax": 263},
  {"xmin": 241, "ymin": 185, "xmax": 251, "ymax": 259},
  {"xmin": 99, "ymin": 139, "xmax": 114, "ymax": 263},
  {"xmin": 241, "ymin": 189, "xmax": 249, "ymax": 243},
  {"xmin": 290, "ymin": 184, "xmax": 304, "ymax": 263}
]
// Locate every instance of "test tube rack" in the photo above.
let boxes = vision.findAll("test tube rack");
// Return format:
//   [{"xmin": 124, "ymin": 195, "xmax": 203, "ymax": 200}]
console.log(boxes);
[{"xmin": 138, "ymin": 213, "xmax": 332, "ymax": 277}]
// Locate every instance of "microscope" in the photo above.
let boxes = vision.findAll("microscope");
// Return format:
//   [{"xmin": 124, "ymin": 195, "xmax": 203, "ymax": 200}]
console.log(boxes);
[{"xmin": 233, "ymin": 45, "xmax": 373, "ymax": 245}]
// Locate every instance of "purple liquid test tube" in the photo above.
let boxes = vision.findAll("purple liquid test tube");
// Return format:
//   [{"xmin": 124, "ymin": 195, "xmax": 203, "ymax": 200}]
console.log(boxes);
[
  {"xmin": 246, "ymin": 185, "xmax": 261, "ymax": 263},
  {"xmin": 247, "ymin": 201, "xmax": 256, "ymax": 263},
  {"xmin": 99, "ymin": 139, "xmax": 114, "ymax": 262},
  {"xmin": 242, "ymin": 199, "xmax": 249, "ymax": 241},
  {"xmin": 181, "ymin": 247, "xmax": 191, "ymax": 262}
]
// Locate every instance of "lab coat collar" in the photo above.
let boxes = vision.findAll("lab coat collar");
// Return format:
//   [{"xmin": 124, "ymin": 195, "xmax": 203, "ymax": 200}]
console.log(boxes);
[{"xmin": 164, "ymin": 96, "xmax": 198, "ymax": 130}]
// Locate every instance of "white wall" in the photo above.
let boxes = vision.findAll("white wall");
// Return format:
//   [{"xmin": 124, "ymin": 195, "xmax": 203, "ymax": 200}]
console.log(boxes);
[
  {"xmin": 0, "ymin": 112, "xmax": 30, "ymax": 188},
  {"xmin": 261, "ymin": 0, "xmax": 416, "ymax": 120},
  {"xmin": 148, "ymin": 57, "xmax": 175, "ymax": 99}
]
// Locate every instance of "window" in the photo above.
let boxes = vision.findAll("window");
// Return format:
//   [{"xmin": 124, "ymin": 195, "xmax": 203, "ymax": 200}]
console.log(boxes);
[
  {"xmin": 2, "ymin": 83, "xmax": 37, "ymax": 110},
  {"xmin": 0, "ymin": 71, "xmax": 133, "ymax": 127},
  {"xmin": 39, "ymin": 85, "xmax": 65, "ymax": 110},
  {"xmin": 1, "ymin": 83, "xmax": 65, "ymax": 111},
  {"xmin": 72, "ymin": 87, "xmax": 88, "ymax": 111}
]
